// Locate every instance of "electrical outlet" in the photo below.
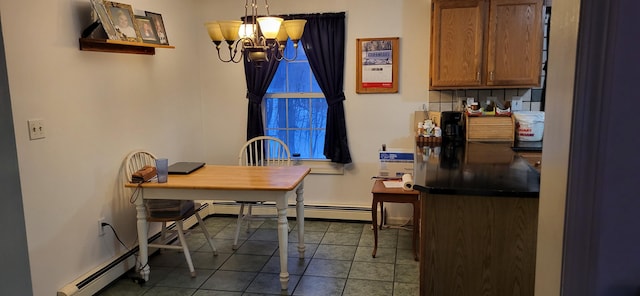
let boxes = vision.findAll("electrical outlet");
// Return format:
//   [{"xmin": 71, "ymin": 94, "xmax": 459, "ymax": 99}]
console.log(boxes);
[
  {"xmin": 27, "ymin": 119, "xmax": 45, "ymax": 140},
  {"xmin": 98, "ymin": 218, "xmax": 105, "ymax": 236}
]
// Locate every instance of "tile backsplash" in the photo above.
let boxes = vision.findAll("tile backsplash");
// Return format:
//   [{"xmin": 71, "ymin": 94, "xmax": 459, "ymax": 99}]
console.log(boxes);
[{"xmin": 428, "ymin": 88, "xmax": 543, "ymax": 112}]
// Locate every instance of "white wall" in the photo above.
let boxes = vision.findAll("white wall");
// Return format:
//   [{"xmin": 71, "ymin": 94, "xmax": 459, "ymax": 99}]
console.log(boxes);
[
  {"xmin": 2, "ymin": 0, "xmax": 205, "ymax": 294},
  {"xmin": 3, "ymin": 0, "xmax": 431, "ymax": 294}
]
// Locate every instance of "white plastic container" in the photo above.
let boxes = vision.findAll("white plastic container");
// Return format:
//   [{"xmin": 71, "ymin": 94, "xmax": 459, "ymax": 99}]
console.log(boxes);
[{"xmin": 513, "ymin": 111, "xmax": 545, "ymax": 141}]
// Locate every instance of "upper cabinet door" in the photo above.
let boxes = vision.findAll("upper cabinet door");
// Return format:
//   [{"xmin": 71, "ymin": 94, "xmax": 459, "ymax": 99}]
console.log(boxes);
[
  {"xmin": 430, "ymin": 0, "xmax": 544, "ymax": 89},
  {"xmin": 430, "ymin": 0, "xmax": 486, "ymax": 88},
  {"xmin": 486, "ymin": 0, "xmax": 543, "ymax": 86}
]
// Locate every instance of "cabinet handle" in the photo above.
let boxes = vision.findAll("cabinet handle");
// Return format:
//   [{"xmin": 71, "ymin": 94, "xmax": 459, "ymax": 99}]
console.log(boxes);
[
  {"xmin": 489, "ymin": 71, "xmax": 494, "ymax": 81},
  {"xmin": 476, "ymin": 72, "xmax": 480, "ymax": 81}
]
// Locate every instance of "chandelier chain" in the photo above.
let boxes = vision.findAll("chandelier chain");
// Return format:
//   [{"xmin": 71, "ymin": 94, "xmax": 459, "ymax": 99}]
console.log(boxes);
[{"xmin": 264, "ymin": 0, "xmax": 271, "ymax": 16}]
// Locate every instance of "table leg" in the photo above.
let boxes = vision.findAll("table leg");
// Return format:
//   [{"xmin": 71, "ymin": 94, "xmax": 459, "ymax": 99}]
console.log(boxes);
[
  {"xmin": 135, "ymin": 198, "xmax": 150, "ymax": 281},
  {"xmin": 371, "ymin": 197, "xmax": 378, "ymax": 258},
  {"xmin": 413, "ymin": 200, "xmax": 420, "ymax": 261},
  {"xmin": 276, "ymin": 198, "xmax": 290, "ymax": 291},
  {"xmin": 296, "ymin": 182, "xmax": 305, "ymax": 258}
]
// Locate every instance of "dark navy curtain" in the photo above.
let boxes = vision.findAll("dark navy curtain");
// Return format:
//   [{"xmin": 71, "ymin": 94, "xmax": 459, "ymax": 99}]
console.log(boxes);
[
  {"xmin": 298, "ymin": 12, "xmax": 352, "ymax": 164},
  {"xmin": 243, "ymin": 55, "xmax": 280, "ymax": 140}
]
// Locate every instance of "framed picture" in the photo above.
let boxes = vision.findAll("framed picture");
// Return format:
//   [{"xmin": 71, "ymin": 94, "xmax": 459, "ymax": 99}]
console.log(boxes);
[
  {"xmin": 104, "ymin": 1, "xmax": 141, "ymax": 42},
  {"xmin": 135, "ymin": 16, "xmax": 160, "ymax": 44},
  {"xmin": 89, "ymin": 0, "xmax": 118, "ymax": 40},
  {"xmin": 356, "ymin": 37, "xmax": 399, "ymax": 94},
  {"xmin": 145, "ymin": 11, "xmax": 169, "ymax": 45}
]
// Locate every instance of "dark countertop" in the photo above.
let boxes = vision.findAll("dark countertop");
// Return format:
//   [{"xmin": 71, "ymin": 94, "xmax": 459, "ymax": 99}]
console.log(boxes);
[{"xmin": 413, "ymin": 142, "xmax": 540, "ymax": 197}]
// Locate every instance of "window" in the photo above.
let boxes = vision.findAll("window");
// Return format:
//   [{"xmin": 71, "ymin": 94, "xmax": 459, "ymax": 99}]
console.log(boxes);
[{"xmin": 264, "ymin": 40, "xmax": 327, "ymax": 159}]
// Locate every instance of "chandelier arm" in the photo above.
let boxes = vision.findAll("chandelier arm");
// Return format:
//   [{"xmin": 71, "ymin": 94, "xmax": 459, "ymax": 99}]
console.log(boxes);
[
  {"xmin": 280, "ymin": 42, "xmax": 299, "ymax": 62},
  {"xmin": 216, "ymin": 47, "xmax": 235, "ymax": 63},
  {"xmin": 214, "ymin": 41, "xmax": 244, "ymax": 63},
  {"xmin": 271, "ymin": 40, "xmax": 284, "ymax": 61},
  {"xmin": 231, "ymin": 41, "xmax": 244, "ymax": 63}
]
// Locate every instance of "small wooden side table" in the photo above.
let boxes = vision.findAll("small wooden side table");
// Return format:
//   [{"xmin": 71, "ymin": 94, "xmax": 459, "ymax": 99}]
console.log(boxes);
[{"xmin": 371, "ymin": 180, "xmax": 421, "ymax": 261}]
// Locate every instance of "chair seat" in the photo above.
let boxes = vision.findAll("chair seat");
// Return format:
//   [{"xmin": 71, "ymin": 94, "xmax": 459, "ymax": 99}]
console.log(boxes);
[{"xmin": 146, "ymin": 200, "xmax": 195, "ymax": 220}]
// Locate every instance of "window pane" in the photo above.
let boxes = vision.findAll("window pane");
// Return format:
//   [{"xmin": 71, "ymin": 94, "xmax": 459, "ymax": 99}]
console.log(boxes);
[
  {"xmin": 265, "ymin": 98, "xmax": 286, "ymax": 129},
  {"xmin": 311, "ymin": 130, "xmax": 325, "ymax": 158},
  {"xmin": 264, "ymin": 129, "xmax": 289, "ymax": 158},
  {"xmin": 265, "ymin": 129, "xmax": 287, "ymax": 141},
  {"xmin": 289, "ymin": 130, "xmax": 311, "ymax": 158},
  {"xmin": 288, "ymin": 98, "xmax": 310, "ymax": 128},
  {"xmin": 311, "ymin": 99, "xmax": 327, "ymax": 128},
  {"xmin": 311, "ymin": 75, "xmax": 322, "ymax": 93},
  {"xmin": 267, "ymin": 64, "xmax": 286, "ymax": 93},
  {"xmin": 287, "ymin": 62, "xmax": 310, "ymax": 92}
]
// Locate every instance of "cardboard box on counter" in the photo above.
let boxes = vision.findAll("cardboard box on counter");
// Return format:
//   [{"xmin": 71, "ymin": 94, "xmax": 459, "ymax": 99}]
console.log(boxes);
[{"xmin": 379, "ymin": 149, "xmax": 414, "ymax": 178}]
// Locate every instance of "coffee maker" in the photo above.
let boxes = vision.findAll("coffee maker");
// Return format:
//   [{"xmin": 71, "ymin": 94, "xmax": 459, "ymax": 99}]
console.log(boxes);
[{"xmin": 440, "ymin": 111, "xmax": 465, "ymax": 142}]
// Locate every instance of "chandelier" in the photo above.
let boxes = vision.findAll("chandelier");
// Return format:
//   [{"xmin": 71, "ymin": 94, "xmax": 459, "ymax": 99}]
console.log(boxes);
[{"xmin": 205, "ymin": 0, "xmax": 306, "ymax": 63}]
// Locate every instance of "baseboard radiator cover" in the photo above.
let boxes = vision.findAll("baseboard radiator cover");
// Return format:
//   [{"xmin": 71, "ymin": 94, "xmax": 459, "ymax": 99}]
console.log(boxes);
[
  {"xmin": 209, "ymin": 201, "xmax": 392, "ymax": 225},
  {"xmin": 57, "ymin": 203, "xmax": 212, "ymax": 296}
]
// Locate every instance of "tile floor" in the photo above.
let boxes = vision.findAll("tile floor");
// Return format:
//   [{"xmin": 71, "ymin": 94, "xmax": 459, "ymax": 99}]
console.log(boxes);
[{"xmin": 96, "ymin": 216, "xmax": 419, "ymax": 296}]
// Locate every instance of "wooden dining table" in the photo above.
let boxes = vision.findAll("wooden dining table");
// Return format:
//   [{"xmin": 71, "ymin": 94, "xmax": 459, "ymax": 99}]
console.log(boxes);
[{"xmin": 125, "ymin": 165, "xmax": 311, "ymax": 290}]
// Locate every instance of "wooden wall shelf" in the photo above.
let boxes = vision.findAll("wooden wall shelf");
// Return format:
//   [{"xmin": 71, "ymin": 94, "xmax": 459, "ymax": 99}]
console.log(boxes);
[{"xmin": 79, "ymin": 38, "xmax": 175, "ymax": 55}]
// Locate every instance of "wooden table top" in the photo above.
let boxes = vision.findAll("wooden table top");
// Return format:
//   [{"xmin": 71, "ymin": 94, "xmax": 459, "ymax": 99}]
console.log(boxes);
[
  {"xmin": 372, "ymin": 180, "xmax": 419, "ymax": 195},
  {"xmin": 126, "ymin": 165, "xmax": 311, "ymax": 191}
]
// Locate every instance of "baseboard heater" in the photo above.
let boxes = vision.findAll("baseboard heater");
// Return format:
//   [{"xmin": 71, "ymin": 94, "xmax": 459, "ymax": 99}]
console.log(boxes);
[
  {"xmin": 57, "ymin": 203, "xmax": 210, "ymax": 296},
  {"xmin": 209, "ymin": 201, "xmax": 383, "ymax": 224}
]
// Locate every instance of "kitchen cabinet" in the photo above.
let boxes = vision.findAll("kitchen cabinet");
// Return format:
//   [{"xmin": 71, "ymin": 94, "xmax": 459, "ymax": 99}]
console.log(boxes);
[
  {"xmin": 414, "ymin": 142, "xmax": 540, "ymax": 296},
  {"xmin": 430, "ymin": 0, "xmax": 544, "ymax": 89},
  {"xmin": 421, "ymin": 193, "xmax": 538, "ymax": 296}
]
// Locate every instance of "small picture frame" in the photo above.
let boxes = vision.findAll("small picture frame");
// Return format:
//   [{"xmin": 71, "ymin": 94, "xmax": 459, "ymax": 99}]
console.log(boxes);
[
  {"xmin": 104, "ymin": 1, "xmax": 141, "ymax": 42},
  {"xmin": 145, "ymin": 11, "xmax": 169, "ymax": 45},
  {"xmin": 135, "ymin": 16, "xmax": 160, "ymax": 44},
  {"xmin": 89, "ymin": 0, "xmax": 118, "ymax": 40},
  {"xmin": 356, "ymin": 37, "xmax": 400, "ymax": 94}
]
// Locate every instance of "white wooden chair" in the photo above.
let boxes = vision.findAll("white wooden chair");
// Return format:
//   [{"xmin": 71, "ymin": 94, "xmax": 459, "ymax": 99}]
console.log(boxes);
[
  {"xmin": 124, "ymin": 150, "xmax": 217, "ymax": 277},
  {"xmin": 233, "ymin": 136, "xmax": 291, "ymax": 249}
]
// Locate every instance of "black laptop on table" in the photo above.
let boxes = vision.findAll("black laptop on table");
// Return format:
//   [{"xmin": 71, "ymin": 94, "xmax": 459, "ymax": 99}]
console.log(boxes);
[{"xmin": 167, "ymin": 162, "xmax": 205, "ymax": 175}]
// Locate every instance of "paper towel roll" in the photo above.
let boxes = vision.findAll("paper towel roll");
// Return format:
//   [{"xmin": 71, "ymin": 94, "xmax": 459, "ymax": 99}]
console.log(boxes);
[{"xmin": 402, "ymin": 173, "xmax": 414, "ymax": 191}]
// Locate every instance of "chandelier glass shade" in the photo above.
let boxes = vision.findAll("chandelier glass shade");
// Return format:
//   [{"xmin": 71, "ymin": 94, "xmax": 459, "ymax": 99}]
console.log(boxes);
[{"xmin": 205, "ymin": 0, "xmax": 306, "ymax": 63}]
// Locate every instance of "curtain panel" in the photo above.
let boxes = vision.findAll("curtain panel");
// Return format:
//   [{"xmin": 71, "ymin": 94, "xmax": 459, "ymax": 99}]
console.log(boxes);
[
  {"xmin": 298, "ymin": 12, "xmax": 351, "ymax": 164},
  {"xmin": 243, "ymin": 54, "xmax": 280, "ymax": 140}
]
